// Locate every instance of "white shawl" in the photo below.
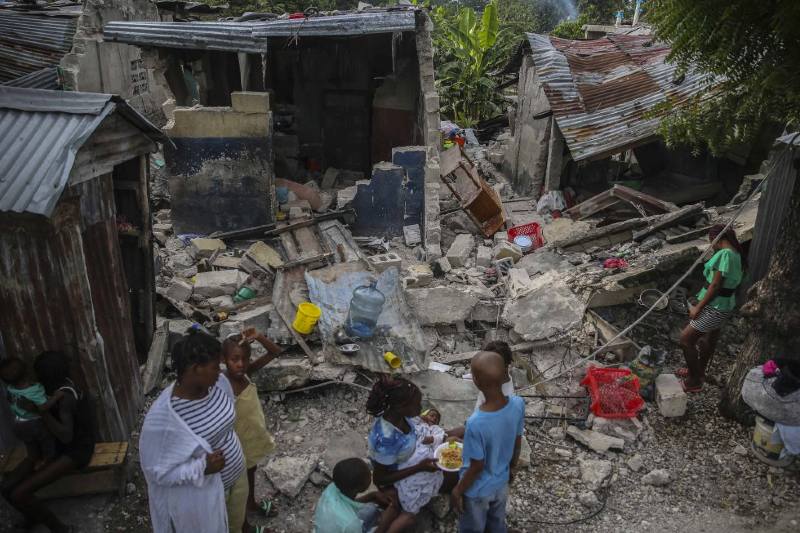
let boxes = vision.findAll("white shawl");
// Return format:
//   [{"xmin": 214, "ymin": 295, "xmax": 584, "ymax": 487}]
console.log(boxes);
[{"xmin": 139, "ymin": 375, "xmax": 234, "ymax": 533}]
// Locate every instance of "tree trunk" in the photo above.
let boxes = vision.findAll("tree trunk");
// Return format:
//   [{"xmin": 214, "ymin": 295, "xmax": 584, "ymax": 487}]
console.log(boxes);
[{"xmin": 719, "ymin": 160, "xmax": 800, "ymax": 421}]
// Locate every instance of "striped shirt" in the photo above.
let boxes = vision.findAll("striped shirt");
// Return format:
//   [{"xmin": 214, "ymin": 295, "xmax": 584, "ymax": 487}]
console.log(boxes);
[{"xmin": 172, "ymin": 384, "xmax": 245, "ymax": 490}]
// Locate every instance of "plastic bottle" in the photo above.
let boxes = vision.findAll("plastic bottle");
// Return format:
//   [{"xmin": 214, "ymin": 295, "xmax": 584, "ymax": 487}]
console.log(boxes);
[{"xmin": 345, "ymin": 281, "xmax": 385, "ymax": 339}]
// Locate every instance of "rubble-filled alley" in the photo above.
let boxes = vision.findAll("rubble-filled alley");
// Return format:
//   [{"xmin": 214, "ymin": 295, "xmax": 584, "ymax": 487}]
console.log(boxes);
[{"xmin": 1, "ymin": 2, "xmax": 799, "ymax": 533}]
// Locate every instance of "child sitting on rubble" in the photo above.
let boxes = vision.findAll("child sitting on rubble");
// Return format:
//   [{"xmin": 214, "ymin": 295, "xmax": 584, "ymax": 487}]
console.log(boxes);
[
  {"xmin": 475, "ymin": 341, "xmax": 515, "ymax": 410},
  {"xmin": 0, "ymin": 357, "xmax": 62, "ymax": 468},
  {"xmin": 222, "ymin": 327, "xmax": 283, "ymax": 533},
  {"xmin": 314, "ymin": 458, "xmax": 400, "ymax": 533}
]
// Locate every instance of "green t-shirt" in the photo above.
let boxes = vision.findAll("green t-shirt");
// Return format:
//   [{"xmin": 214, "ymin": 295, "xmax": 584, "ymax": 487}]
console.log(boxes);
[{"xmin": 696, "ymin": 248, "xmax": 743, "ymax": 312}]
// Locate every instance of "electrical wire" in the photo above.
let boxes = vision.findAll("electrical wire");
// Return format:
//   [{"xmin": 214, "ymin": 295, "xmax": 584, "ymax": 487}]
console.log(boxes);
[{"xmin": 516, "ymin": 140, "xmax": 788, "ymax": 394}]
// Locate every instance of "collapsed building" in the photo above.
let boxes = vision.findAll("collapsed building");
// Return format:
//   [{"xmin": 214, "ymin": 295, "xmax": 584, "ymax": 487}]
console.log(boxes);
[
  {"xmin": 102, "ymin": 8, "xmax": 440, "ymax": 236},
  {"xmin": 0, "ymin": 87, "xmax": 168, "ymax": 441},
  {"xmin": 0, "ymin": 0, "xmax": 170, "ymax": 118},
  {"xmin": 503, "ymin": 31, "xmax": 775, "ymax": 206}
]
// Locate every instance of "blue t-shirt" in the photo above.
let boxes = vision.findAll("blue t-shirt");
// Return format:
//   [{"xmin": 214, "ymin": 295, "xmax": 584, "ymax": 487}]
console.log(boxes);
[{"xmin": 460, "ymin": 395, "xmax": 525, "ymax": 498}]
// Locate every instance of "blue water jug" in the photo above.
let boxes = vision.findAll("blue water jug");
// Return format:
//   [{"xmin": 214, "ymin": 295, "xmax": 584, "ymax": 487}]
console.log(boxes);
[{"xmin": 345, "ymin": 281, "xmax": 385, "ymax": 339}]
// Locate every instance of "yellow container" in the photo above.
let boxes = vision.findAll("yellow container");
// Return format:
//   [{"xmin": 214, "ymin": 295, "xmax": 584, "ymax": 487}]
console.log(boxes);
[
  {"xmin": 383, "ymin": 351, "xmax": 401, "ymax": 369},
  {"xmin": 292, "ymin": 302, "xmax": 321, "ymax": 334}
]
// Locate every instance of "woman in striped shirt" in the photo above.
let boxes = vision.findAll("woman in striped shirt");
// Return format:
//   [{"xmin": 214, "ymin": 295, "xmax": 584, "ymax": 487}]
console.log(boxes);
[{"xmin": 140, "ymin": 327, "xmax": 245, "ymax": 533}]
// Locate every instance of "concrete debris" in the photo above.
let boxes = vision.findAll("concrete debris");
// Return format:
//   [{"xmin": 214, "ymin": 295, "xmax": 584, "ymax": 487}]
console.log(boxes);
[
  {"xmin": 516, "ymin": 250, "xmax": 572, "ymax": 276},
  {"xmin": 432, "ymin": 256, "xmax": 452, "ymax": 276},
  {"xmin": 404, "ymin": 224, "xmax": 422, "ymax": 246},
  {"xmin": 166, "ymin": 278, "xmax": 193, "ymax": 302},
  {"xmin": 656, "ymin": 373, "xmax": 688, "ymax": 417},
  {"xmin": 427, "ymin": 495, "xmax": 451, "ymax": 519},
  {"xmin": 446, "ymin": 234, "xmax": 474, "ymax": 268},
  {"xmin": 321, "ymin": 430, "xmax": 367, "ymax": 476},
  {"xmin": 207, "ymin": 295, "xmax": 234, "ymax": 308},
  {"xmin": 518, "ymin": 437, "xmax": 532, "ymax": 469},
  {"xmin": 169, "ymin": 251, "xmax": 196, "ymax": 270},
  {"xmin": 193, "ymin": 269, "xmax": 246, "ymax": 298},
  {"xmin": 406, "ymin": 287, "xmax": 479, "ymax": 326},
  {"xmin": 548, "ymin": 427, "xmax": 567, "ymax": 441},
  {"xmin": 264, "ymin": 455, "xmax": 318, "ymax": 497},
  {"xmin": 212, "ymin": 255, "xmax": 242, "ymax": 270},
  {"xmin": 476, "ymin": 245, "xmax": 492, "ymax": 268},
  {"xmin": 592, "ymin": 417, "xmax": 642, "ymax": 444},
  {"xmin": 404, "ymin": 263, "xmax": 434, "ymax": 288},
  {"xmin": 493, "ymin": 231, "xmax": 508, "ymax": 245},
  {"xmin": 321, "ymin": 167, "xmax": 340, "ymax": 189},
  {"xmin": 502, "ymin": 276, "xmax": 585, "ymax": 341},
  {"xmin": 241, "ymin": 241, "xmax": 283, "ymax": 273},
  {"xmin": 189, "ymin": 237, "xmax": 226, "ymax": 259},
  {"xmin": 253, "ymin": 357, "xmax": 313, "ymax": 391},
  {"xmin": 309, "ymin": 362, "xmax": 349, "ymax": 382},
  {"xmin": 507, "ymin": 268, "xmax": 534, "ymax": 298},
  {"xmin": 493, "ymin": 241, "xmax": 523, "ymax": 263},
  {"xmin": 153, "ymin": 222, "xmax": 173, "ymax": 234},
  {"xmin": 567, "ymin": 425, "xmax": 625, "ymax": 453},
  {"xmin": 470, "ymin": 300, "xmax": 501, "ymax": 323},
  {"xmin": 579, "ymin": 458, "xmax": 613, "ymax": 490},
  {"xmin": 220, "ymin": 304, "xmax": 272, "ymax": 338},
  {"xmin": 642, "ymin": 469, "xmax": 672, "ymax": 487},
  {"xmin": 367, "ymin": 252, "xmax": 402, "ymax": 273},
  {"xmin": 627, "ymin": 454, "xmax": 645, "ymax": 473}
]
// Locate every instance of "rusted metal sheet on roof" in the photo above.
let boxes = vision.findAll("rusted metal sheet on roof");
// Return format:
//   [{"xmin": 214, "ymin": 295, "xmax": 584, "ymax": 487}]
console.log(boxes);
[
  {"xmin": 525, "ymin": 32, "xmax": 715, "ymax": 161},
  {"xmin": 1, "ymin": 67, "xmax": 60, "ymax": 89},
  {"xmin": 103, "ymin": 10, "xmax": 417, "ymax": 52},
  {"xmin": 103, "ymin": 21, "xmax": 266, "ymax": 53},
  {"xmin": 0, "ymin": 12, "xmax": 77, "ymax": 84}
]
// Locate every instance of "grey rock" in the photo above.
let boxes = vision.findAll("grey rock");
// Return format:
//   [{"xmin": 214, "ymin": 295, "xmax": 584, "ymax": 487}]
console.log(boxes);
[
  {"xmin": 567, "ymin": 425, "xmax": 625, "ymax": 453},
  {"xmin": 253, "ymin": 358, "xmax": 313, "ymax": 391},
  {"xmin": 580, "ymin": 459, "xmax": 613, "ymax": 490},
  {"xmin": 264, "ymin": 455, "xmax": 318, "ymax": 497},
  {"xmin": 642, "ymin": 468, "xmax": 671, "ymax": 486},
  {"xmin": 405, "ymin": 287, "xmax": 478, "ymax": 326},
  {"xmin": 627, "ymin": 454, "xmax": 645, "ymax": 473},
  {"xmin": 193, "ymin": 270, "xmax": 245, "ymax": 298},
  {"xmin": 578, "ymin": 491, "xmax": 600, "ymax": 508}
]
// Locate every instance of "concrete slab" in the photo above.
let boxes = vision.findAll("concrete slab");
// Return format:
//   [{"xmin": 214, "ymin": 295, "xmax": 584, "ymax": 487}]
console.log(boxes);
[
  {"xmin": 409, "ymin": 370, "xmax": 479, "ymax": 428},
  {"xmin": 502, "ymin": 275, "xmax": 585, "ymax": 341}
]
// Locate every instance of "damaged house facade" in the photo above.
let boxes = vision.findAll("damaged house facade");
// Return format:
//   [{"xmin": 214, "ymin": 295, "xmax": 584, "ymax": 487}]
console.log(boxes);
[
  {"xmin": 0, "ymin": 0, "xmax": 170, "ymax": 118},
  {"xmin": 505, "ymin": 31, "xmax": 769, "ymax": 205},
  {"xmin": 0, "ymin": 87, "xmax": 168, "ymax": 441},
  {"xmin": 102, "ymin": 8, "xmax": 440, "ymax": 236}
]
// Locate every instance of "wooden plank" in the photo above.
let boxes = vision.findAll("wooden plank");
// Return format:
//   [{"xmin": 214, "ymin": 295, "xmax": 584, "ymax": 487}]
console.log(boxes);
[
  {"xmin": 585, "ymin": 310, "xmax": 641, "ymax": 361},
  {"xmin": 276, "ymin": 253, "xmax": 334, "ymax": 270},
  {"xmin": 272, "ymin": 269, "xmax": 315, "ymax": 360},
  {"xmin": 141, "ymin": 321, "xmax": 169, "ymax": 395},
  {"xmin": 632, "ymin": 203, "xmax": 704, "ymax": 242},
  {"xmin": 440, "ymin": 145, "xmax": 462, "ymax": 176},
  {"xmin": 293, "ymin": 226, "xmax": 323, "ymax": 258},
  {"xmin": 564, "ymin": 188, "xmax": 615, "ymax": 219},
  {"xmin": 612, "ymin": 184, "xmax": 679, "ymax": 213},
  {"xmin": 665, "ymin": 225, "xmax": 712, "ymax": 244}
]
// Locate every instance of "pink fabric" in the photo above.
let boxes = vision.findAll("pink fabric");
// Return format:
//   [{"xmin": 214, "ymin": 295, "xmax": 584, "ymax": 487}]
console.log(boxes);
[
  {"xmin": 762, "ymin": 360, "xmax": 778, "ymax": 377},
  {"xmin": 603, "ymin": 258, "xmax": 629, "ymax": 269}
]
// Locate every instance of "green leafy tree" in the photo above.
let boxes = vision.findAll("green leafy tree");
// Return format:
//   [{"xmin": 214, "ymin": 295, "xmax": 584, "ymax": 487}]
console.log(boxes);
[
  {"xmin": 550, "ymin": 12, "xmax": 588, "ymax": 38},
  {"xmin": 649, "ymin": 0, "xmax": 800, "ymax": 419}
]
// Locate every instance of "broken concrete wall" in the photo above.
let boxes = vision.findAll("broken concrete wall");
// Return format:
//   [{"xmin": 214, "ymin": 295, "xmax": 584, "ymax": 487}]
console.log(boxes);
[
  {"xmin": 164, "ymin": 92, "xmax": 274, "ymax": 234},
  {"xmin": 61, "ymin": 0, "xmax": 168, "ymax": 123},
  {"xmin": 505, "ymin": 55, "xmax": 552, "ymax": 197},
  {"xmin": 415, "ymin": 11, "xmax": 440, "ymax": 154}
]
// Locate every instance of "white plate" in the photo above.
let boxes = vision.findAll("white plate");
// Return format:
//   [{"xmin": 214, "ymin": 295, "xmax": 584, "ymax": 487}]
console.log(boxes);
[{"xmin": 434, "ymin": 442, "xmax": 464, "ymax": 472}]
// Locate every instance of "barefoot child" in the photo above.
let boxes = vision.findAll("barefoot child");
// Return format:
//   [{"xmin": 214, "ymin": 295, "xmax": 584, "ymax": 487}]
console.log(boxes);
[
  {"xmin": 314, "ymin": 458, "xmax": 400, "ymax": 533},
  {"xmin": 222, "ymin": 328, "xmax": 282, "ymax": 533},
  {"xmin": 451, "ymin": 352, "xmax": 525, "ymax": 533}
]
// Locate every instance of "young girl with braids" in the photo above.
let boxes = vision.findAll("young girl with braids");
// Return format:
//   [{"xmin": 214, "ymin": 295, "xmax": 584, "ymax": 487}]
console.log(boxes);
[
  {"xmin": 140, "ymin": 327, "xmax": 245, "ymax": 533},
  {"xmin": 366, "ymin": 376, "xmax": 458, "ymax": 531}
]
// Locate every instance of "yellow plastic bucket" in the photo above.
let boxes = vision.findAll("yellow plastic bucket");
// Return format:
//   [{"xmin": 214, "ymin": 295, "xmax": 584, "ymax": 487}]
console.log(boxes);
[
  {"xmin": 292, "ymin": 302, "xmax": 321, "ymax": 334},
  {"xmin": 383, "ymin": 351, "xmax": 402, "ymax": 369}
]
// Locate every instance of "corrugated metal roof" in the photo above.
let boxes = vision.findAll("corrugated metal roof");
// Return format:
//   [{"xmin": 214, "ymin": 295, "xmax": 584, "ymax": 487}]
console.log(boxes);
[
  {"xmin": 103, "ymin": 9, "xmax": 418, "ymax": 52},
  {"xmin": 0, "ymin": 87, "xmax": 168, "ymax": 216},
  {"xmin": 1, "ymin": 67, "xmax": 60, "ymax": 89},
  {"xmin": 525, "ymin": 32, "xmax": 716, "ymax": 162},
  {"xmin": 0, "ymin": 11, "xmax": 78, "ymax": 84}
]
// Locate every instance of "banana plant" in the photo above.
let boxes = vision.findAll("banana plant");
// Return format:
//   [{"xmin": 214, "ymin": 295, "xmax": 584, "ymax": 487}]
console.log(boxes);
[{"xmin": 433, "ymin": 1, "xmax": 512, "ymax": 127}]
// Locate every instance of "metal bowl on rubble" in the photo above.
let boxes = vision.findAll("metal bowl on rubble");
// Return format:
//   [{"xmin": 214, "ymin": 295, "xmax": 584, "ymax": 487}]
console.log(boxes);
[
  {"xmin": 637, "ymin": 288, "xmax": 669, "ymax": 311},
  {"xmin": 339, "ymin": 343, "xmax": 360, "ymax": 356}
]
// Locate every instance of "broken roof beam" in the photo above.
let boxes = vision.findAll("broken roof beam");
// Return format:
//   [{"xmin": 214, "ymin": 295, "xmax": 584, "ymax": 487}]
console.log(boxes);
[
  {"xmin": 632, "ymin": 203, "xmax": 704, "ymax": 242},
  {"xmin": 564, "ymin": 185, "xmax": 678, "ymax": 221}
]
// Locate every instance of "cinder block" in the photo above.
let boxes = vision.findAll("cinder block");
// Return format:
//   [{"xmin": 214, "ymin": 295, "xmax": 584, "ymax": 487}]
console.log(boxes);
[
  {"xmin": 493, "ymin": 241, "xmax": 522, "ymax": 263},
  {"xmin": 231, "ymin": 91, "xmax": 270, "ymax": 114},
  {"xmin": 404, "ymin": 263, "xmax": 433, "ymax": 288},
  {"xmin": 404, "ymin": 225, "xmax": 422, "ymax": 246},
  {"xmin": 655, "ymin": 374, "xmax": 687, "ymax": 417},
  {"xmin": 189, "ymin": 238, "xmax": 226, "ymax": 260},
  {"xmin": 446, "ymin": 234, "xmax": 474, "ymax": 268},
  {"xmin": 493, "ymin": 231, "xmax": 508, "ymax": 245},
  {"xmin": 367, "ymin": 252, "xmax": 402, "ymax": 273}
]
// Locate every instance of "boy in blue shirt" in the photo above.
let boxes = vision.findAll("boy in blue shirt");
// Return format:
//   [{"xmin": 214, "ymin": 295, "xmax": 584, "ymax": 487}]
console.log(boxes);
[{"xmin": 451, "ymin": 351, "xmax": 525, "ymax": 533}]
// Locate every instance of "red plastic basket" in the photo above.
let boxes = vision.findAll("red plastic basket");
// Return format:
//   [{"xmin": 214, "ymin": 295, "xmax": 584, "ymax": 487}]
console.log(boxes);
[
  {"xmin": 580, "ymin": 367, "xmax": 644, "ymax": 419},
  {"xmin": 507, "ymin": 222, "xmax": 545, "ymax": 249}
]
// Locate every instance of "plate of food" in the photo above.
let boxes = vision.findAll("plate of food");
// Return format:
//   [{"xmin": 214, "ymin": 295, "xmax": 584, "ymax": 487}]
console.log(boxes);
[{"xmin": 434, "ymin": 441, "xmax": 464, "ymax": 472}]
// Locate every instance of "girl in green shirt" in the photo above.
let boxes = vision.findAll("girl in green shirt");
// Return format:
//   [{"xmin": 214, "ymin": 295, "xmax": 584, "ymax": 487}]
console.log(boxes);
[{"xmin": 679, "ymin": 225, "xmax": 744, "ymax": 392}]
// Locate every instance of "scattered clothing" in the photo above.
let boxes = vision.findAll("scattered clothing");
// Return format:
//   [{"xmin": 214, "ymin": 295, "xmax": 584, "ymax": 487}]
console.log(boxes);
[
  {"xmin": 368, "ymin": 416, "xmax": 417, "ymax": 468},
  {"xmin": 6, "ymin": 383, "xmax": 47, "ymax": 420},
  {"xmin": 696, "ymin": 248, "xmax": 742, "ymax": 312},
  {"xmin": 395, "ymin": 419, "xmax": 445, "ymax": 513},
  {"xmin": 689, "ymin": 306, "xmax": 732, "ymax": 333},
  {"xmin": 460, "ymin": 396, "xmax": 525, "ymax": 499},
  {"xmin": 741, "ymin": 367, "xmax": 800, "ymax": 426},
  {"xmin": 140, "ymin": 374, "xmax": 240, "ymax": 533},
  {"xmin": 313, "ymin": 484, "xmax": 380, "ymax": 533},
  {"xmin": 459, "ymin": 485, "xmax": 508, "ymax": 533},
  {"xmin": 602, "ymin": 258, "xmax": 629, "ymax": 270},
  {"xmin": 474, "ymin": 375, "xmax": 515, "ymax": 412}
]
